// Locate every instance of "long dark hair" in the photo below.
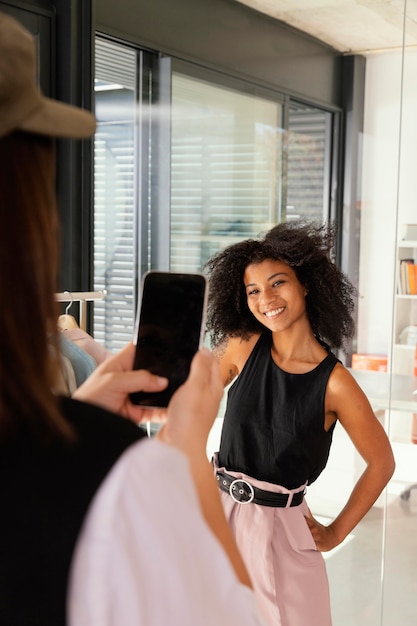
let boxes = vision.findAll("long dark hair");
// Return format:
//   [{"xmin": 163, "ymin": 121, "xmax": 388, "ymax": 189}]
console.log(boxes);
[{"xmin": 0, "ymin": 131, "xmax": 73, "ymax": 442}]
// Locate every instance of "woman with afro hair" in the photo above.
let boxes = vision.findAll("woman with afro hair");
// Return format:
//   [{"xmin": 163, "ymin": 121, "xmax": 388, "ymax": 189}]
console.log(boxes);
[{"xmin": 205, "ymin": 221, "xmax": 395, "ymax": 626}]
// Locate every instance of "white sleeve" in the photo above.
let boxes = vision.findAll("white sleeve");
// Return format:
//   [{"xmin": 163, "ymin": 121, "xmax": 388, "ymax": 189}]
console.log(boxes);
[{"xmin": 67, "ymin": 438, "xmax": 267, "ymax": 626}]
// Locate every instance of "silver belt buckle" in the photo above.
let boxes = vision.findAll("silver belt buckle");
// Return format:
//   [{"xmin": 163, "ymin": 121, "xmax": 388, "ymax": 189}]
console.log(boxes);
[{"xmin": 229, "ymin": 478, "xmax": 255, "ymax": 504}]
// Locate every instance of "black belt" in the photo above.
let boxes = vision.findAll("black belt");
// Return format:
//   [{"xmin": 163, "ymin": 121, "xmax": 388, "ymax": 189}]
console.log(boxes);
[{"xmin": 216, "ymin": 471, "xmax": 304, "ymax": 508}]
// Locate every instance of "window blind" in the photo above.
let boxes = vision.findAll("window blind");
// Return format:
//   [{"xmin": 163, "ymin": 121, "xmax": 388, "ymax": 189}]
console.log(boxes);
[
  {"xmin": 93, "ymin": 38, "xmax": 138, "ymax": 352},
  {"xmin": 286, "ymin": 104, "xmax": 332, "ymax": 222}
]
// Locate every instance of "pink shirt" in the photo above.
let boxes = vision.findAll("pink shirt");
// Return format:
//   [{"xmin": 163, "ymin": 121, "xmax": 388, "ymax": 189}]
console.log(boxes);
[{"xmin": 68, "ymin": 439, "xmax": 266, "ymax": 626}]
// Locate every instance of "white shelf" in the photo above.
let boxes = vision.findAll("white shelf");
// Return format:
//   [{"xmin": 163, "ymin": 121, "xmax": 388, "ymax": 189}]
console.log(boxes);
[
  {"xmin": 398, "ymin": 239, "xmax": 417, "ymax": 248},
  {"xmin": 394, "ymin": 226, "xmax": 417, "ymax": 376}
]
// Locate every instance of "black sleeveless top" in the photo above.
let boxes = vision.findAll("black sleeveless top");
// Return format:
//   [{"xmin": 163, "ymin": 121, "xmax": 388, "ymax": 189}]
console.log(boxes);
[
  {"xmin": 0, "ymin": 396, "xmax": 146, "ymax": 625},
  {"xmin": 218, "ymin": 332, "xmax": 339, "ymax": 489}
]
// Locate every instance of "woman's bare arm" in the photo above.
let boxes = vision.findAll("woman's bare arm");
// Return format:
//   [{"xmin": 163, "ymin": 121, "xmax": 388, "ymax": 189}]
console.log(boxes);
[{"xmin": 305, "ymin": 364, "xmax": 395, "ymax": 551}]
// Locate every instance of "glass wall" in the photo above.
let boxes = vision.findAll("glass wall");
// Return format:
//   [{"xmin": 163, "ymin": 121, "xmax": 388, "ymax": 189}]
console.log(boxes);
[
  {"xmin": 311, "ymin": 3, "xmax": 417, "ymax": 623},
  {"xmin": 93, "ymin": 4, "xmax": 417, "ymax": 620},
  {"xmin": 370, "ymin": 5, "xmax": 417, "ymax": 622}
]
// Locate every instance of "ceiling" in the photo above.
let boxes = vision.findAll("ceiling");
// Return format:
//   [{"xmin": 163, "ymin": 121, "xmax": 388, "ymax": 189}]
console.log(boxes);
[{"xmin": 235, "ymin": 0, "xmax": 417, "ymax": 54}]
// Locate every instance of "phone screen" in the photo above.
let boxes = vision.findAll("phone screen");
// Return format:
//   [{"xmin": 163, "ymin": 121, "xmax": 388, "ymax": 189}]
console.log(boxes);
[{"xmin": 129, "ymin": 271, "xmax": 207, "ymax": 408}]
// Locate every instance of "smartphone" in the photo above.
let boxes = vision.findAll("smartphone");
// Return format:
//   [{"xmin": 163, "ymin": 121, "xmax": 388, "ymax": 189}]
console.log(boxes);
[{"xmin": 129, "ymin": 271, "xmax": 208, "ymax": 408}]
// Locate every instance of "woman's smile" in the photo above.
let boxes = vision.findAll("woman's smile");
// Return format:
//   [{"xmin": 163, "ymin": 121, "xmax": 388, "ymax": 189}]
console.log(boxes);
[{"xmin": 263, "ymin": 306, "xmax": 285, "ymax": 319}]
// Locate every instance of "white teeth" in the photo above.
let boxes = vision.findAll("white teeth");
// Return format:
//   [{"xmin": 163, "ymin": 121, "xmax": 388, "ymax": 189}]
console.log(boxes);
[{"xmin": 264, "ymin": 307, "xmax": 284, "ymax": 318}]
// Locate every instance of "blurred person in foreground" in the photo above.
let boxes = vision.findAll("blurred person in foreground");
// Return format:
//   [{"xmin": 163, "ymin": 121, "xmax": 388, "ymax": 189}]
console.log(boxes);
[{"xmin": 0, "ymin": 12, "xmax": 267, "ymax": 626}]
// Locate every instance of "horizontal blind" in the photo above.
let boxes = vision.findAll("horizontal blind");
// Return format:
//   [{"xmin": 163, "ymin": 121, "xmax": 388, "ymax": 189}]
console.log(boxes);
[
  {"xmin": 93, "ymin": 38, "xmax": 137, "ymax": 352},
  {"xmin": 286, "ymin": 104, "xmax": 331, "ymax": 222},
  {"xmin": 170, "ymin": 73, "xmax": 283, "ymax": 272},
  {"xmin": 95, "ymin": 39, "xmax": 137, "ymax": 89}
]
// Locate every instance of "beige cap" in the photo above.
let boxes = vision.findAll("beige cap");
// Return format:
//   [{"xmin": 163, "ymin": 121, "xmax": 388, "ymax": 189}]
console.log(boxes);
[{"xmin": 0, "ymin": 12, "xmax": 96, "ymax": 138}]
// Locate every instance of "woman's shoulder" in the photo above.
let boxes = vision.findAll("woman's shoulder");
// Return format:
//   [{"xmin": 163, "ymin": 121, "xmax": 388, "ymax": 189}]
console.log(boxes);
[
  {"xmin": 325, "ymin": 360, "xmax": 370, "ymax": 410},
  {"xmin": 213, "ymin": 332, "xmax": 262, "ymax": 385},
  {"xmin": 225, "ymin": 332, "xmax": 262, "ymax": 352}
]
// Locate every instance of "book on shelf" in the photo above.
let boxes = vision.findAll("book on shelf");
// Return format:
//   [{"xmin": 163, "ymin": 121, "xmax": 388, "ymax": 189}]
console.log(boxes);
[
  {"xmin": 399, "ymin": 258, "xmax": 416, "ymax": 295},
  {"xmin": 408, "ymin": 262, "xmax": 417, "ymax": 295}
]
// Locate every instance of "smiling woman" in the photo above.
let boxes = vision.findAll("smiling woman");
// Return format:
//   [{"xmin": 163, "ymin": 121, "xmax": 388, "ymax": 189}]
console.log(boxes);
[{"xmin": 204, "ymin": 221, "xmax": 395, "ymax": 626}]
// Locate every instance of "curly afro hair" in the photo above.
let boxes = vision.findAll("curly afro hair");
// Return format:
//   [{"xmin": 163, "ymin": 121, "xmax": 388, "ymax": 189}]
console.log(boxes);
[{"xmin": 204, "ymin": 221, "xmax": 357, "ymax": 352}]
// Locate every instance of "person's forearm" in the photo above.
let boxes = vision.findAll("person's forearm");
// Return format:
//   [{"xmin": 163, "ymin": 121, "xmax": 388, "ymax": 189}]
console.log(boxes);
[
  {"xmin": 188, "ymin": 454, "xmax": 253, "ymax": 588},
  {"xmin": 154, "ymin": 350, "xmax": 251, "ymax": 586}
]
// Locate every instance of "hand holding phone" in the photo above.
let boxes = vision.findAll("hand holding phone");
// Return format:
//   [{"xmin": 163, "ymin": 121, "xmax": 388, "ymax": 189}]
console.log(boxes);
[{"xmin": 129, "ymin": 271, "xmax": 207, "ymax": 408}]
